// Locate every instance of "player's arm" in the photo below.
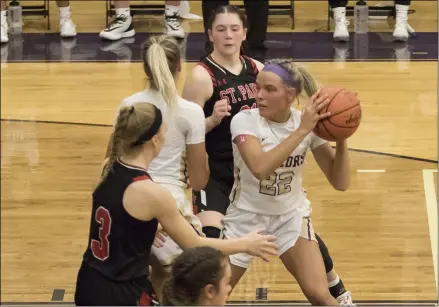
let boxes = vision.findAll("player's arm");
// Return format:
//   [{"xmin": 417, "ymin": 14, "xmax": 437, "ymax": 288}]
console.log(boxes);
[
  {"xmin": 186, "ymin": 143, "xmax": 209, "ymax": 190},
  {"xmin": 127, "ymin": 181, "xmax": 277, "ymax": 260},
  {"xmin": 231, "ymin": 112, "xmax": 309, "ymax": 180},
  {"xmin": 312, "ymin": 140, "xmax": 350, "ymax": 191},
  {"xmin": 182, "ymin": 65, "xmax": 226, "ymax": 133},
  {"xmin": 186, "ymin": 105, "xmax": 210, "ymax": 190}
]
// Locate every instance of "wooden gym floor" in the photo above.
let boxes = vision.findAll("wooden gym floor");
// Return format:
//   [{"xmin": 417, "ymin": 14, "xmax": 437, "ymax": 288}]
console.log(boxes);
[{"xmin": 1, "ymin": 1, "xmax": 438, "ymax": 305}]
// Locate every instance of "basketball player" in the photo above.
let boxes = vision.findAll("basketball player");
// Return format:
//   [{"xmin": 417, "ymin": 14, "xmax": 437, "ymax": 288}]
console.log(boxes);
[
  {"xmin": 182, "ymin": 5, "xmax": 354, "ymax": 305},
  {"xmin": 108, "ymin": 34, "xmax": 208, "ymax": 295},
  {"xmin": 1, "ymin": 0, "xmax": 76, "ymax": 43},
  {"xmin": 224, "ymin": 59, "xmax": 351, "ymax": 306},
  {"xmin": 330, "ymin": 0, "xmax": 412, "ymax": 42},
  {"xmin": 99, "ymin": 1, "xmax": 185, "ymax": 41},
  {"xmin": 75, "ymin": 103, "xmax": 277, "ymax": 306},
  {"xmin": 201, "ymin": 0, "xmax": 268, "ymax": 52},
  {"xmin": 161, "ymin": 246, "xmax": 231, "ymax": 306}
]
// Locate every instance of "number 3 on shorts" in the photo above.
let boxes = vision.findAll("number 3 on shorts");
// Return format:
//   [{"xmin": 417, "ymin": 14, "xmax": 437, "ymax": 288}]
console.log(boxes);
[{"xmin": 259, "ymin": 171, "xmax": 294, "ymax": 196}]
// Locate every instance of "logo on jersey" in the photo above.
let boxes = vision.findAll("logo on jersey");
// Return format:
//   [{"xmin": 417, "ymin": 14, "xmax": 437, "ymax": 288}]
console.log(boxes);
[
  {"xmin": 280, "ymin": 152, "xmax": 306, "ymax": 168},
  {"xmin": 219, "ymin": 83, "xmax": 257, "ymax": 105}
]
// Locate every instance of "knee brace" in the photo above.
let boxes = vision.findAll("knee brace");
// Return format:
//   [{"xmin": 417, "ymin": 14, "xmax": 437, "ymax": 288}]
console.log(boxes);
[
  {"xmin": 202, "ymin": 226, "xmax": 222, "ymax": 239},
  {"xmin": 315, "ymin": 233, "xmax": 334, "ymax": 273}
]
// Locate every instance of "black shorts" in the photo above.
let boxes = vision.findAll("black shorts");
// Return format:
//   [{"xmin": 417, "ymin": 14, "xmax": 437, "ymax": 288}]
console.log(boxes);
[
  {"xmin": 74, "ymin": 262, "xmax": 158, "ymax": 306},
  {"xmin": 192, "ymin": 160, "xmax": 234, "ymax": 216}
]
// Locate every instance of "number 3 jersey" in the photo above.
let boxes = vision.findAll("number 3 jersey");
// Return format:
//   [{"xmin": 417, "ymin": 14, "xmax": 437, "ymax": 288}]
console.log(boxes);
[
  {"xmin": 229, "ymin": 109, "xmax": 327, "ymax": 216},
  {"xmin": 82, "ymin": 159, "xmax": 158, "ymax": 281}
]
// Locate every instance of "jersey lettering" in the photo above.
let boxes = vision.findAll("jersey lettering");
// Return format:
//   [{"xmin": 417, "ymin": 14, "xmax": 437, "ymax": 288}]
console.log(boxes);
[
  {"xmin": 220, "ymin": 88, "xmax": 237, "ymax": 104},
  {"xmin": 259, "ymin": 170, "xmax": 295, "ymax": 196},
  {"xmin": 91, "ymin": 206, "xmax": 112, "ymax": 261}
]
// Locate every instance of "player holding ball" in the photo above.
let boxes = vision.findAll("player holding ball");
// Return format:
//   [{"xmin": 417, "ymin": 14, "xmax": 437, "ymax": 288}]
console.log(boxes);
[{"xmin": 222, "ymin": 58, "xmax": 361, "ymax": 306}]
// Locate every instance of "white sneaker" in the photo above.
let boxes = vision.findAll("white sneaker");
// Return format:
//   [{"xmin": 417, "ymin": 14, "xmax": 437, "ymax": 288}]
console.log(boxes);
[
  {"xmin": 392, "ymin": 4, "xmax": 409, "ymax": 42},
  {"xmin": 337, "ymin": 291, "xmax": 356, "ymax": 306},
  {"xmin": 99, "ymin": 15, "xmax": 135, "ymax": 41},
  {"xmin": 164, "ymin": 12, "xmax": 185, "ymax": 38},
  {"xmin": 333, "ymin": 7, "xmax": 350, "ymax": 42},
  {"xmin": 1, "ymin": 21, "xmax": 8, "ymax": 43},
  {"xmin": 60, "ymin": 18, "xmax": 77, "ymax": 37}
]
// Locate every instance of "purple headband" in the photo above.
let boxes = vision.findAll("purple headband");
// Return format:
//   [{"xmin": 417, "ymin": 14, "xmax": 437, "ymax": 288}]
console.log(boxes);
[{"xmin": 262, "ymin": 63, "xmax": 296, "ymax": 88}]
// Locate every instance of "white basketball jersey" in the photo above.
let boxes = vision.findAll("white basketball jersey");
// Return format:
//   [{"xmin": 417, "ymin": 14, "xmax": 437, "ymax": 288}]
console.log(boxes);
[
  {"xmin": 229, "ymin": 108, "xmax": 327, "ymax": 215},
  {"xmin": 117, "ymin": 89, "xmax": 205, "ymax": 189}
]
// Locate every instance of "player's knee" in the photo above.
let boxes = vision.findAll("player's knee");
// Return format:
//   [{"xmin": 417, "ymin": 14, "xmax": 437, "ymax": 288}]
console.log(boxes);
[
  {"xmin": 315, "ymin": 233, "xmax": 334, "ymax": 273},
  {"xmin": 202, "ymin": 226, "xmax": 222, "ymax": 238}
]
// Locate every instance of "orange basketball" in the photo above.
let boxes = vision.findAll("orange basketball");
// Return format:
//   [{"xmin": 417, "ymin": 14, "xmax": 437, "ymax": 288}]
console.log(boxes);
[{"xmin": 313, "ymin": 87, "xmax": 362, "ymax": 142}]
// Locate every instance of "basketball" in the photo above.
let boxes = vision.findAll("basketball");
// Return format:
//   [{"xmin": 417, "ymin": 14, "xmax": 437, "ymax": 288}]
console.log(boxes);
[{"xmin": 313, "ymin": 87, "xmax": 362, "ymax": 142}]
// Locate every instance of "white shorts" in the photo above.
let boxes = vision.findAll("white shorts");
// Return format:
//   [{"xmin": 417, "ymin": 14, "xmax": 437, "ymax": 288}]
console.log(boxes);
[
  {"xmin": 151, "ymin": 184, "xmax": 203, "ymax": 272},
  {"xmin": 222, "ymin": 205, "xmax": 317, "ymax": 269}
]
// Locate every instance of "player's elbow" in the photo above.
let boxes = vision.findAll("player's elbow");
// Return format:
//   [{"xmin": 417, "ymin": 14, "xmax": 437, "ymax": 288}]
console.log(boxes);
[
  {"xmin": 188, "ymin": 170, "xmax": 210, "ymax": 191},
  {"xmin": 332, "ymin": 180, "xmax": 350, "ymax": 191},
  {"xmin": 190, "ymin": 177, "xmax": 209, "ymax": 191},
  {"xmin": 252, "ymin": 167, "xmax": 269, "ymax": 181}
]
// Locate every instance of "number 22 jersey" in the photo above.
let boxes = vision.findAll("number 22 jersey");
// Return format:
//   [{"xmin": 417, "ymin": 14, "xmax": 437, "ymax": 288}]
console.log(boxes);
[{"xmin": 229, "ymin": 109, "xmax": 327, "ymax": 216}]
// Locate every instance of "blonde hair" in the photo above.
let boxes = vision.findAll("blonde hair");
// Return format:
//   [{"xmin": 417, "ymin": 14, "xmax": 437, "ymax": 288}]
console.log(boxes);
[
  {"xmin": 264, "ymin": 59, "xmax": 321, "ymax": 102},
  {"xmin": 103, "ymin": 103, "xmax": 158, "ymax": 180},
  {"xmin": 142, "ymin": 35, "xmax": 181, "ymax": 114}
]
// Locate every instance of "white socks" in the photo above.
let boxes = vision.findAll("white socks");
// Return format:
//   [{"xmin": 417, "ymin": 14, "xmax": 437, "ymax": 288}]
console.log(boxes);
[
  {"xmin": 1, "ymin": 10, "xmax": 7, "ymax": 23},
  {"xmin": 115, "ymin": 8, "xmax": 130, "ymax": 17},
  {"xmin": 328, "ymin": 275, "xmax": 340, "ymax": 287},
  {"xmin": 165, "ymin": 4, "xmax": 179, "ymax": 16},
  {"xmin": 58, "ymin": 6, "xmax": 71, "ymax": 20}
]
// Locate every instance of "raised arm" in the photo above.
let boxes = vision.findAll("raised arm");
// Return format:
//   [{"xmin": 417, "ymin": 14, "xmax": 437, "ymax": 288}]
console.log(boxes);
[
  {"xmin": 231, "ymin": 90, "xmax": 331, "ymax": 180},
  {"xmin": 231, "ymin": 112, "xmax": 309, "ymax": 180}
]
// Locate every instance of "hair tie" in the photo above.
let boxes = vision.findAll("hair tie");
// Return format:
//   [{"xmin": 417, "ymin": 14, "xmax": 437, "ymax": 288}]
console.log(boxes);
[{"xmin": 131, "ymin": 105, "xmax": 163, "ymax": 147}]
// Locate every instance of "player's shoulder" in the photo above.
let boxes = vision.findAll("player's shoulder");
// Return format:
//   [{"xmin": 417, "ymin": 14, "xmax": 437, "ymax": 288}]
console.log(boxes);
[
  {"xmin": 177, "ymin": 96, "xmax": 204, "ymax": 112},
  {"xmin": 176, "ymin": 97, "xmax": 205, "ymax": 121},
  {"xmin": 241, "ymin": 55, "xmax": 264, "ymax": 72},
  {"xmin": 192, "ymin": 62, "xmax": 213, "ymax": 82},
  {"xmin": 234, "ymin": 108, "xmax": 259, "ymax": 121},
  {"xmin": 121, "ymin": 90, "xmax": 152, "ymax": 106}
]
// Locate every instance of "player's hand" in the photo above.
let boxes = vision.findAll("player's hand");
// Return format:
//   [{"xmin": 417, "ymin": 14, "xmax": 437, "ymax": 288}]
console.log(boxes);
[
  {"xmin": 211, "ymin": 99, "xmax": 231, "ymax": 125},
  {"xmin": 243, "ymin": 229, "xmax": 277, "ymax": 262},
  {"xmin": 153, "ymin": 223, "xmax": 168, "ymax": 248},
  {"xmin": 298, "ymin": 89, "xmax": 331, "ymax": 134}
]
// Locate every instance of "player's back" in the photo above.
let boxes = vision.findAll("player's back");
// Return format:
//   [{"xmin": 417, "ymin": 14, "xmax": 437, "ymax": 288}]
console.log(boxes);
[
  {"xmin": 82, "ymin": 159, "xmax": 158, "ymax": 281},
  {"xmin": 119, "ymin": 90, "xmax": 205, "ymax": 189}
]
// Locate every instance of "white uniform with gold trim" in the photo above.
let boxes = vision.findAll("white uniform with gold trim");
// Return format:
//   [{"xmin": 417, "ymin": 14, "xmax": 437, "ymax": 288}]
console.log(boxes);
[
  {"xmin": 224, "ymin": 108, "xmax": 327, "ymax": 268},
  {"xmin": 117, "ymin": 89, "xmax": 206, "ymax": 270}
]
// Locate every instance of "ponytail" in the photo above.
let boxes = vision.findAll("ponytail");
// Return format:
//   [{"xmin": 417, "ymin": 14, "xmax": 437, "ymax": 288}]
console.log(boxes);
[
  {"xmin": 144, "ymin": 39, "xmax": 179, "ymax": 115},
  {"xmin": 297, "ymin": 66, "xmax": 320, "ymax": 98},
  {"xmin": 102, "ymin": 106, "xmax": 133, "ymax": 181}
]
